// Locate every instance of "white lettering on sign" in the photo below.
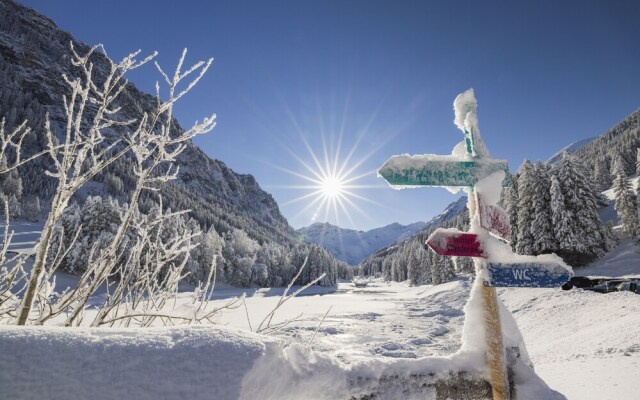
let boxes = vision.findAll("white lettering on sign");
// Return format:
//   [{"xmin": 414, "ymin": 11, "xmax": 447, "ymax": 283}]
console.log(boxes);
[{"xmin": 512, "ymin": 269, "xmax": 530, "ymax": 280}]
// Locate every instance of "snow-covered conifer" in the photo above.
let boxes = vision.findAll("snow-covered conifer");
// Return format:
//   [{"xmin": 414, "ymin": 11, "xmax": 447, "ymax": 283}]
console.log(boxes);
[
  {"xmin": 22, "ymin": 196, "xmax": 40, "ymax": 222},
  {"xmin": 554, "ymin": 152, "xmax": 608, "ymax": 265},
  {"xmin": 502, "ymin": 174, "xmax": 519, "ymax": 251},
  {"xmin": 516, "ymin": 160, "xmax": 536, "ymax": 255},
  {"xmin": 530, "ymin": 162, "xmax": 557, "ymax": 254},
  {"xmin": 406, "ymin": 246, "xmax": 420, "ymax": 285},
  {"xmin": 612, "ymin": 156, "xmax": 639, "ymax": 237},
  {"xmin": 592, "ymin": 157, "xmax": 612, "ymax": 192},
  {"xmin": 550, "ymin": 174, "xmax": 576, "ymax": 253}
]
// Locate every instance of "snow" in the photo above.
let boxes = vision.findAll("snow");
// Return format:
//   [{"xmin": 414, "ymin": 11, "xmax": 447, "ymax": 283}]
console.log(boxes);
[
  {"xmin": 499, "ymin": 285, "xmax": 640, "ymax": 400},
  {"xmin": 453, "ymin": 88, "xmax": 489, "ymax": 158},
  {"xmin": 546, "ymin": 136, "xmax": 597, "ymax": 164},
  {"xmin": 0, "ymin": 221, "xmax": 44, "ymax": 255},
  {"xmin": 3, "ymin": 258, "xmax": 639, "ymax": 400},
  {"xmin": 297, "ymin": 221, "xmax": 425, "ymax": 265},
  {"xmin": 1, "ymin": 169, "xmax": 638, "ymax": 398},
  {"xmin": 0, "ymin": 278, "xmax": 564, "ymax": 399},
  {"xmin": 577, "ymin": 237, "xmax": 640, "ymax": 278},
  {"xmin": 475, "ymin": 171, "xmax": 506, "ymax": 205}
]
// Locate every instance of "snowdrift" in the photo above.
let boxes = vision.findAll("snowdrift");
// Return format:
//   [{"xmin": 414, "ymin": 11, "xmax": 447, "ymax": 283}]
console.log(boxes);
[{"xmin": 0, "ymin": 322, "xmax": 564, "ymax": 400}]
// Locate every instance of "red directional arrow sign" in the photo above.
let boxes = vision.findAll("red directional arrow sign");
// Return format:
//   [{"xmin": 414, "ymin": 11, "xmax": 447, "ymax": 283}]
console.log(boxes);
[
  {"xmin": 476, "ymin": 193, "xmax": 511, "ymax": 242},
  {"xmin": 426, "ymin": 228, "xmax": 486, "ymax": 258}
]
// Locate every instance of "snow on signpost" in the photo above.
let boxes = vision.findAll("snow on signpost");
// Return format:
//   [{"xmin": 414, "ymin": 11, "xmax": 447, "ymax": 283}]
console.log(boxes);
[
  {"xmin": 476, "ymin": 193, "xmax": 511, "ymax": 242},
  {"xmin": 485, "ymin": 262, "xmax": 571, "ymax": 288},
  {"xmin": 377, "ymin": 88, "xmax": 573, "ymax": 400},
  {"xmin": 426, "ymin": 229, "xmax": 486, "ymax": 258}
]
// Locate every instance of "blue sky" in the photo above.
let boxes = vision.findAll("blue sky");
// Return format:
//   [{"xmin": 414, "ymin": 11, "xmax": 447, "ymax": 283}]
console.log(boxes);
[{"xmin": 20, "ymin": 0, "xmax": 640, "ymax": 230}]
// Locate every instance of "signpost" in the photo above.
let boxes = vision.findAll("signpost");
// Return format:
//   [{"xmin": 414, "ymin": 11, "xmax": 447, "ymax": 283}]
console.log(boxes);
[
  {"xmin": 426, "ymin": 229, "xmax": 485, "ymax": 258},
  {"xmin": 378, "ymin": 156, "xmax": 510, "ymax": 188},
  {"xmin": 485, "ymin": 263, "xmax": 572, "ymax": 288},
  {"xmin": 477, "ymin": 193, "xmax": 511, "ymax": 242},
  {"xmin": 378, "ymin": 89, "xmax": 572, "ymax": 400}
]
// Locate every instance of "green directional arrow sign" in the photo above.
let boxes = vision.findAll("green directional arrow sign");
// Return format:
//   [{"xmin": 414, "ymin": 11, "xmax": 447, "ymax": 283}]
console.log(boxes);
[{"xmin": 377, "ymin": 154, "xmax": 510, "ymax": 188}]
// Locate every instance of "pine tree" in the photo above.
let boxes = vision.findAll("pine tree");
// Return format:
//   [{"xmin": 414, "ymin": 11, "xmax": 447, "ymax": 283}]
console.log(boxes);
[
  {"xmin": 23, "ymin": 196, "xmax": 41, "ymax": 222},
  {"xmin": 530, "ymin": 162, "xmax": 557, "ymax": 254},
  {"xmin": 550, "ymin": 174, "xmax": 577, "ymax": 253},
  {"xmin": 503, "ymin": 174, "xmax": 519, "ymax": 251},
  {"xmin": 406, "ymin": 244, "xmax": 421, "ymax": 285},
  {"xmin": 516, "ymin": 160, "xmax": 536, "ymax": 255},
  {"xmin": 554, "ymin": 152, "xmax": 608, "ymax": 265},
  {"xmin": 636, "ymin": 148, "xmax": 640, "ymax": 177},
  {"xmin": 592, "ymin": 157, "xmax": 612, "ymax": 192},
  {"xmin": 612, "ymin": 157, "xmax": 639, "ymax": 237},
  {"xmin": 429, "ymin": 252, "xmax": 442, "ymax": 285}
]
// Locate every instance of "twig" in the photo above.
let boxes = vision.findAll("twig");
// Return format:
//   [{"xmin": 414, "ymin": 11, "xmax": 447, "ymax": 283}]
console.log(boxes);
[{"xmin": 308, "ymin": 305, "xmax": 332, "ymax": 348}]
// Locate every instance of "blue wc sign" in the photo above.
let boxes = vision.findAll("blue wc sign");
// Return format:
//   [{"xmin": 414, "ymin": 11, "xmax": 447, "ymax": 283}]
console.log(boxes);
[{"xmin": 485, "ymin": 262, "xmax": 572, "ymax": 288}]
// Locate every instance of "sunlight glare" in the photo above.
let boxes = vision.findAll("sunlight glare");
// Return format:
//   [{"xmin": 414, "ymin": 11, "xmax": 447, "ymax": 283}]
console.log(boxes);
[{"xmin": 321, "ymin": 175, "xmax": 345, "ymax": 199}]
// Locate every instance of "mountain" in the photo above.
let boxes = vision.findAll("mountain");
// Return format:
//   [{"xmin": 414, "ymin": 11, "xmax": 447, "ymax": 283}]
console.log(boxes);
[
  {"xmin": 548, "ymin": 108, "xmax": 640, "ymax": 191},
  {"xmin": 358, "ymin": 196, "xmax": 469, "ymax": 279},
  {"xmin": 421, "ymin": 196, "xmax": 467, "ymax": 230},
  {"xmin": 547, "ymin": 136, "xmax": 597, "ymax": 164},
  {"xmin": 297, "ymin": 221, "xmax": 425, "ymax": 265},
  {"xmin": 0, "ymin": 0, "xmax": 297, "ymax": 247}
]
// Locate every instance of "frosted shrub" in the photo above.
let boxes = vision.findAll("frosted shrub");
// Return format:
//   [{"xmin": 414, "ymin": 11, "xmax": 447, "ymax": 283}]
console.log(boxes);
[{"xmin": 13, "ymin": 43, "xmax": 216, "ymax": 325}]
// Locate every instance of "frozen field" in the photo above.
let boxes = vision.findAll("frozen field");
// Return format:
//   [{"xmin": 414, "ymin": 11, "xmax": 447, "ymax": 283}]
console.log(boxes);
[
  {"xmin": 205, "ymin": 272, "xmax": 639, "ymax": 400},
  {"xmin": 1, "ymin": 219, "xmax": 639, "ymax": 399}
]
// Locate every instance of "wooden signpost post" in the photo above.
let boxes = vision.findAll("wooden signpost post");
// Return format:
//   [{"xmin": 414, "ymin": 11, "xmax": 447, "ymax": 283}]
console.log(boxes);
[{"xmin": 378, "ymin": 90, "xmax": 573, "ymax": 400}]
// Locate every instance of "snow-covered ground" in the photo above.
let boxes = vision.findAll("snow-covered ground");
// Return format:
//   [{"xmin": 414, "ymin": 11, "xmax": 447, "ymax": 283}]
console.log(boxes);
[
  {"xmin": 2, "ymin": 179, "xmax": 639, "ymax": 400},
  {"xmin": 2, "ymin": 270, "xmax": 638, "ymax": 399},
  {"xmin": 0, "ymin": 221, "xmax": 43, "ymax": 255},
  {"xmin": 210, "ymin": 276, "xmax": 640, "ymax": 400}
]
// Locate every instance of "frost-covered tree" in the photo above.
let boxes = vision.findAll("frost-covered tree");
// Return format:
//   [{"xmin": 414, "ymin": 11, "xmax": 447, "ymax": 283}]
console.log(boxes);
[
  {"xmin": 187, "ymin": 226, "xmax": 224, "ymax": 283},
  {"xmin": 636, "ymin": 147, "xmax": 640, "ymax": 177},
  {"xmin": 502, "ymin": 175, "xmax": 519, "ymax": 251},
  {"xmin": 406, "ymin": 243, "xmax": 422, "ymax": 285},
  {"xmin": 17, "ymin": 44, "xmax": 216, "ymax": 325},
  {"xmin": 22, "ymin": 196, "xmax": 41, "ymax": 222},
  {"xmin": 16, "ymin": 45, "xmax": 158, "ymax": 325},
  {"xmin": 550, "ymin": 174, "xmax": 576, "ymax": 254},
  {"xmin": 612, "ymin": 156, "xmax": 639, "ymax": 237},
  {"xmin": 530, "ymin": 162, "xmax": 557, "ymax": 254},
  {"xmin": 0, "ymin": 119, "xmax": 46, "ymax": 175},
  {"xmin": 592, "ymin": 156, "xmax": 612, "ymax": 192},
  {"xmin": 516, "ymin": 160, "xmax": 536, "ymax": 254},
  {"xmin": 553, "ymin": 152, "xmax": 609, "ymax": 265},
  {"xmin": 228, "ymin": 257, "xmax": 254, "ymax": 287}
]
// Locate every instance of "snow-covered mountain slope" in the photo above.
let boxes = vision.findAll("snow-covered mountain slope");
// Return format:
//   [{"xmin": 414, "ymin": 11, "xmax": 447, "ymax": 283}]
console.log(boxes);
[
  {"xmin": 297, "ymin": 221, "xmax": 425, "ymax": 265},
  {"xmin": 0, "ymin": 0, "xmax": 298, "ymax": 246},
  {"xmin": 546, "ymin": 136, "xmax": 597, "ymax": 164},
  {"xmin": 358, "ymin": 196, "xmax": 468, "ymax": 269},
  {"xmin": 566, "ymin": 108, "xmax": 640, "ymax": 179},
  {"xmin": 422, "ymin": 195, "xmax": 467, "ymax": 230}
]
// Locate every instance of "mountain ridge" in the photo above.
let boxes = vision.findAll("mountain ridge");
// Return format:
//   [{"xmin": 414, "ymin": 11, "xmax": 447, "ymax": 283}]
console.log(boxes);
[
  {"xmin": 297, "ymin": 220, "xmax": 425, "ymax": 265},
  {"xmin": 0, "ymin": 0, "xmax": 298, "ymax": 246}
]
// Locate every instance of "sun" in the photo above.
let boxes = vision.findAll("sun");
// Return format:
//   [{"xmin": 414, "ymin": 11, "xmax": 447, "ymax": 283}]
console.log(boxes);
[
  {"xmin": 265, "ymin": 95, "xmax": 402, "ymax": 228},
  {"xmin": 271, "ymin": 132, "xmax": 386, "ymax": 228},
  {"xmin": 320, "ymin": 175, "xmax": 346, "ymax": 199}
]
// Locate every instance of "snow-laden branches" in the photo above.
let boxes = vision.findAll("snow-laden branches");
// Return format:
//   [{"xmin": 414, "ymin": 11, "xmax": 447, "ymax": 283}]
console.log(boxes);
[
  {"xmin": 14, "ymin": 43, "xmax": 216, "ymax": 326},
  {"xmin": 254, "ymin": 257, "xmax": 327, "ymax": 335},
  {"xmin": 0, "ymin": 119, "xmax": 46, "ymax": 175},
  {"xmin": 0, "ymin": 199, "xmax": 28, "ymax": 322}
]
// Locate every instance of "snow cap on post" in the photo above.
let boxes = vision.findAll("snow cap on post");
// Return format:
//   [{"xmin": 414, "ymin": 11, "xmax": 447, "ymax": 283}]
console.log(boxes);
[{"xmin": 453, "ymin": 88, "xmax": 489, "ymax": 158}]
